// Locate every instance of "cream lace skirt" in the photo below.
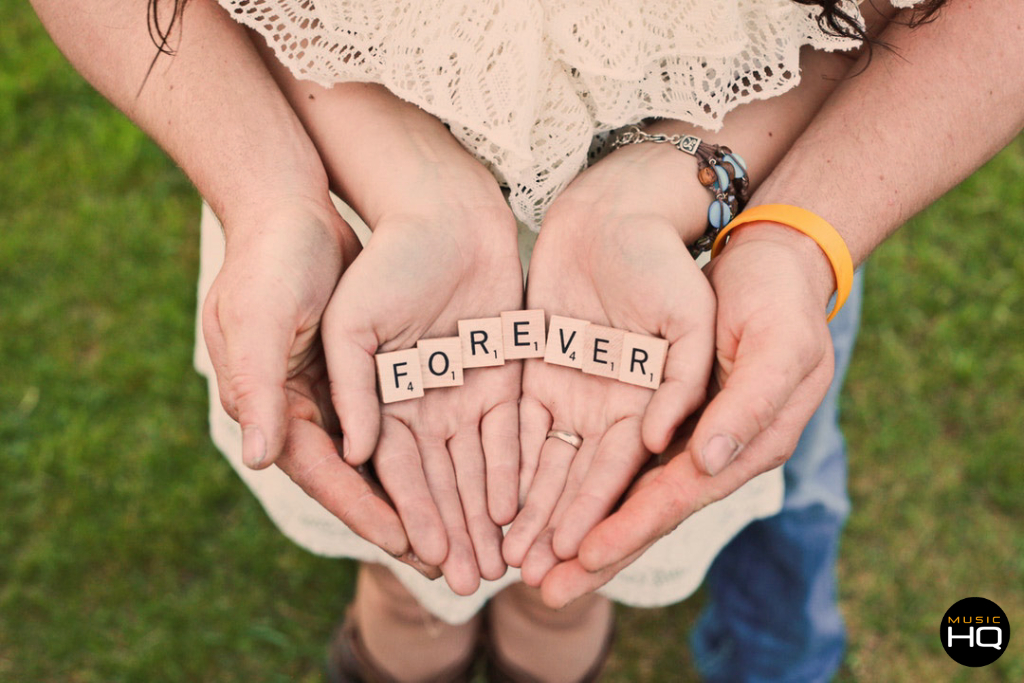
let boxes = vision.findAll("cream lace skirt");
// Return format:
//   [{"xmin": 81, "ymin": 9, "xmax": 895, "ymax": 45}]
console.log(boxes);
[{"xmin": 194, "ymin": 200, "xmax": 784, "ymax": 623}]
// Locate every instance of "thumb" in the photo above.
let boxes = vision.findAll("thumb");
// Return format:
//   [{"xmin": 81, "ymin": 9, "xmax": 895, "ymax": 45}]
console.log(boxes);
[
  {"xmin": 640, "ymin": 318, "xmax": 714, "ymax": 454},
  {"xmin": 203, "ymin": 285, "xmax": 292, "ymax": 470},
  {"xmin": 691, "ymin": 323, "xmax": 829, "ymax": 476},
  {"xmin": 321, "ymin": 306, "xmax": 381, "ymax": 466}
]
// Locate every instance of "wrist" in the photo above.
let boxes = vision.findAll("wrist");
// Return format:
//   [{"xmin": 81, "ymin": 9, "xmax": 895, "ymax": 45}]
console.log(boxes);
[
  {"xmin": 721, "ymin": 220, "xmax": 837, "ymax": 308},
  {"xmin": 373, "ymin": 201, "xmax": 518, "ymax": 269},
  {"xmin": 219, "ymin": 188, "xmax": 356, "ymax": 270},
  {"xmin": 207, "ymin": 139, "xmax": 336, "ymax": 235},
  {"xmin": 552, "ymin": 141, "xmax": 711, "ymax": 245},
  {"xmin": 293, "ymin": 83, "xmax": 511, "ymax": 233}
]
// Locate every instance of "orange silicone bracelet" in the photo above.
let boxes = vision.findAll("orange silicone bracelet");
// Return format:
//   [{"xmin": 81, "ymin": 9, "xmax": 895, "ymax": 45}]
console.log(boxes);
[{"xmin": 710, "ymin": 204, "xmax": 854, "ymax": 323}]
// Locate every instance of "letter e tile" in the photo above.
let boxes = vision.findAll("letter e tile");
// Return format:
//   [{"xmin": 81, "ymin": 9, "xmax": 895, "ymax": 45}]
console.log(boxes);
[
  {"xmin": 581, "ymin": 325, "xmax": 624, "ymax": 380},
  {"xmin": 501, "ymin": 309, "xmax": 546, "ymax": 359}
]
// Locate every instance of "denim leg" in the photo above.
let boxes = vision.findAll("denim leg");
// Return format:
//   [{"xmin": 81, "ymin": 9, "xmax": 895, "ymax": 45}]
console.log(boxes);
[{"xmin": 691, "ymin": 270, "xmax": 865, "ymax": 683}]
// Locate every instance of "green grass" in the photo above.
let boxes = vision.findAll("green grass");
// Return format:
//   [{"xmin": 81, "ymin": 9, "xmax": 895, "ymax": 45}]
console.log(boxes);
[{"xmin": 2, "ymin": 2, "xmax": 1021, "ymax": 681}]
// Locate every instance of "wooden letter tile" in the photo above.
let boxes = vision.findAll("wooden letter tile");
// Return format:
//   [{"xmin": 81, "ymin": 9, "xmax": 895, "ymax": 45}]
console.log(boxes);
[
  {"xmin": 581, "ymin": 324, "xmax": 625, "ymax": 380},
  {"xmin": 543, "ymin": 316, "xmax": 588, "ymax": 369},
  {"xmin": 417, "ymin": 337, "xmax": 464, "ymax": 389},
  {"xmin": 458, "ymin": 317, "xmax": 505, "ymax": 368},
  {"xmin": 619, "ymin": 332, "xmax": 669, "ymax": 389},
  {"xmin": 375, "ymin": 348, "xmax": 425, "ymax": 403},
  {"xmin": 500, "ymin": 309, "xmax": 546, "ymax": 359}
]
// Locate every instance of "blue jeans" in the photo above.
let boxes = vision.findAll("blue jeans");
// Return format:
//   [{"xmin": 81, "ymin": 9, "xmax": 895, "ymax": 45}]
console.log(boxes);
[{"xmin": 691, "ymin": 270, "xmax": 865, "ymax": 683}]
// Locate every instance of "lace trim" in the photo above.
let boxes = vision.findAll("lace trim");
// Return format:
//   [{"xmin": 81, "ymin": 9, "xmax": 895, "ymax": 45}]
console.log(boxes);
[{"xmin": 219, "ymin": 0, "xmax": 919, "ymax": 229}]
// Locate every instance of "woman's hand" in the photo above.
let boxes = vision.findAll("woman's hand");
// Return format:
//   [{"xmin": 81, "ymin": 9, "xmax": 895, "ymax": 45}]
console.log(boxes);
[
  {"xmin": 502, "ymin": 142, "xmax": 717, "ymax": 584},
  {"xmin": 537, "ymin": 223, "xmax": 839, "ymax": 607},
  {"xmin": 322, "ymin": 153, "xmax": 524, "ymax": 596}
]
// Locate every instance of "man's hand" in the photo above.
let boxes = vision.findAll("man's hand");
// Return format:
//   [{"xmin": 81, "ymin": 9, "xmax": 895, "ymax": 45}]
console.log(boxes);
[
  {"xmin": 203, "ymin": 202, "xmax": 440, "ymax": 574},
  {"xmin": 202, "ymin": 204, "xmax": 352, "ymax": 468},
  {"xmin": 538, "ymin": 224, "xmax": 838, "ymax": 607}
]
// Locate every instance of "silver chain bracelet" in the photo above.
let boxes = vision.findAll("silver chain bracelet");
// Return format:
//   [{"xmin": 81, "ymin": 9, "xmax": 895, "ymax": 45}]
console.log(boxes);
[{"xmin": 611, "ymin": 125, "xmax": 750, "ymax": 258}]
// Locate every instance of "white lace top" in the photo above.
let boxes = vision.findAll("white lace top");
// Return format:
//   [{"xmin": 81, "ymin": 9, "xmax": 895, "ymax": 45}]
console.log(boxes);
[{"xmin": 217, "ymin": 0, "xmax": 920, "ymax": 230}]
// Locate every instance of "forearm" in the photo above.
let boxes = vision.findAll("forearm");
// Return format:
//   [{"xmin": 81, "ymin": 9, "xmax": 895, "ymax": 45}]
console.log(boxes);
[
  {"xmin": 30, "ymin": 0, "xmax": 332, "ymax": 230},
  {"xmin": 249, "ymin": 37, "xmax": 508, "ymax": 230},
  {"xmin": 736, "ymin": 0, "xmax": 1024, "ymax": 285}
]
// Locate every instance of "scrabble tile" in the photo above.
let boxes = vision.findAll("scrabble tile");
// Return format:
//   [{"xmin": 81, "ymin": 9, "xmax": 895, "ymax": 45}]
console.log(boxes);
[
  {"xmin": 581, "ymin": 324, "xmax": 625, "ymax": 380},
  {"xmin": 375, "ymin": 348, "xmax": 425, "ymax": 403},
  {"xmin": 501, "ymin": 309, "xmax": 546, "ymax": 359},
  {"xmin": 543, "ymin": 315, "xmax": 588, "ymax": 369},
  {"xmin": 619, "ymin": 332, "xmax": 669, "ymax": 389},
  {"xmin": 417, "ymin": 337, "xmax": 464, "ymax": 388},
  {"xmin": 458, "ymin": 317, "xmax": 505, "ymax": 368}
]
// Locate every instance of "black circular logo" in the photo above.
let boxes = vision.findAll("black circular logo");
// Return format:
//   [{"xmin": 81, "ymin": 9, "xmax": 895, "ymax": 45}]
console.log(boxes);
[{"xmin": 940, "ymin": 597, "xmax": 1011, "ymax": 667}]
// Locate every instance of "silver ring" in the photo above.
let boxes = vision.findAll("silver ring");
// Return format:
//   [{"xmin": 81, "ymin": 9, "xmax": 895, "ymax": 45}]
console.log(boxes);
[{"xmin": 546, "ymin": 429, "xmax": 583, "ymax": 450}]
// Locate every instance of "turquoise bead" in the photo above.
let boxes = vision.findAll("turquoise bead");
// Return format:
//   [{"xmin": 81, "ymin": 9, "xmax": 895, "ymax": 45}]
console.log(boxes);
[
  {"xmin": 708, "ymin": 200, "xmax": 732, "ymax": 229},
  {"xmin": 712, "ymin": 165, "xmax": 730, "ymax": 191},
  {"xmin": 723, "ymin": 153, "xmax": 747, "ymax": 178}
]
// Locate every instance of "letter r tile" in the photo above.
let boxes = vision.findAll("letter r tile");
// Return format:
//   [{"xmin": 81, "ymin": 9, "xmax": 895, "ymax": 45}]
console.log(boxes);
[
  {"xmin": 458, "ymin": 317, "xmax": 505, "ymax": 368},
  {"xmin": 581, "ymin": 324, "xmax": 624, "ymax": 380},
  {"xmin": 544, "ymin": 316, "xmax": 588, "ymax": 369},
  {"xmin": 417, "ymin": 337, "xmax": 464, "ymax": 388},
  {"xmin": 501, "ymin": 309, "xmax": 546, "ymax": 359},
  {"xmin": 375, "ymin": 348, "xmax": 425, "ymax": 403},
  {"xmin": 619, "ymin": 332, "xmax": 669, "ymax": 389}
]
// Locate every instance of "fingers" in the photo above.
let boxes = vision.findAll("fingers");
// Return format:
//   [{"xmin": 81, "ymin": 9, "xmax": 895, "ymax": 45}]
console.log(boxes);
[
  {"xmin": 393, "ymin": 551, "xmax": 443, "ymax": 581},
  {"xmin": 503, "ymin": 435, "xmax": 589, "ymax": 567},
  {"xmin": 203, "ymin": 288, "xmax": 291, "ymax": 470},
  {"xmin": 417, "ymin": 436, "xmax": 481, "ymax": 596},
  {"xmin": 552, "ymin": 417, "xmax": 647, "ymax": 560},
  {"xmin": 448, "ymin": 430, "xmax": 507, "ymax": 582},
  {"xmin": 322, "ymin": 438, "xmax": 441, "ymax": 581},
  {"xmin": 373, "ymin": 416, "xmax": 448, "ymax": 567},
  {"xmin": 517, "ymin": 395, "xmax": 552, "ymax": 508},
  {"xmin": 321, "ymin": 307, "xmax": 381, "ymax": 466},
  {"xmin": 275, "ymin": 418, "xmax": 409, "ymax": 557},
  {"xmin": 480, "ymin": 399, "xmax": 521, "ymax": 525},
  {"xmin": 519, "ymin": 442, "xmax": 594, "ymax": 585},
  {"xmin": 689, "ymin": 323, "xmax": 831, "ymax": 476},
  {"xmin": 577, "ymin": 454, "xmax": 706, "ymax": 573},
  {"xmin": 641, "ymin": 320, "xmax": 715, "ymax": 455},
  {"xmin": 520, "ymin": 527, "xmax": 560, "ymax": 587},
  {"xmin": 577, "ymin": 355, "xmax": 835, "ymax": 574},
  {"xmin": 540, "ymin": 542, "xmax": 653, "ymax": 610}
]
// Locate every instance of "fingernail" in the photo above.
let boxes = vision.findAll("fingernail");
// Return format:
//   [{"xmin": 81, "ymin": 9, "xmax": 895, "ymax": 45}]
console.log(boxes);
[
  {"xmin": 242, "ymin": 425, "xmax": 267, "ymax": 469},
  {"xmin": 342, "ymin": 432, "xmax": 352, "ymax": 463},
  {"xmin": 701, "ymin": 434, "xmax": 742, "ymax": 476},
  {"xmin": 552, "ymin": 591, "xmax": 577, "ymax": 611}
]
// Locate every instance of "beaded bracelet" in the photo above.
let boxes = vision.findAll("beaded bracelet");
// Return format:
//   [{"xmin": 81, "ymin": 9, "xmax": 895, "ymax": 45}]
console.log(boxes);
[{"xmin": 611, "ymin": 125, "xmax": 751, "ymax": 258}]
